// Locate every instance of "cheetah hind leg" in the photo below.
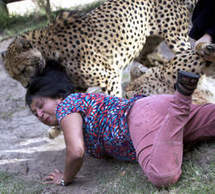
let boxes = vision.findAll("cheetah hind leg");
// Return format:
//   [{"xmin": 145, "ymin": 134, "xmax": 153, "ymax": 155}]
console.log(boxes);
[{"xmin": 135, "ymin": 36, "xmax": 164, "ymax": 68}]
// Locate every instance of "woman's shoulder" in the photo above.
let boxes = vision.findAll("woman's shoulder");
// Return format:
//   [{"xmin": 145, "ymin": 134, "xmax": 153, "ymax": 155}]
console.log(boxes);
[
  {"xmin": 56, "ymin": 93, "xmax": 88, "ymax": 122},
  {"xmin": 65, "ymin": 92, "xmax": 109, "ymax": 100},
  {"xmin": 59, "ymin": 92, "xmax": 106, "ymax": 106},
  {"xmin": 64, "ymin": 92, "xmax": 87, "ymax": 101}
]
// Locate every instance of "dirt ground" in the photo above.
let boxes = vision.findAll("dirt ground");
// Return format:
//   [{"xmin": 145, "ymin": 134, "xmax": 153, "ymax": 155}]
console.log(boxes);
[{"xmin": 0, "ymin": 39, "xmax": 127, "ymax": 193}]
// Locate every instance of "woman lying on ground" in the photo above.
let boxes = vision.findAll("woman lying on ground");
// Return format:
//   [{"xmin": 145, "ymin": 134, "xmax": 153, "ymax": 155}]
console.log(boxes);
[{"xmin": 25, "ymin": 64, "xmax": 215, "ymax": 187}]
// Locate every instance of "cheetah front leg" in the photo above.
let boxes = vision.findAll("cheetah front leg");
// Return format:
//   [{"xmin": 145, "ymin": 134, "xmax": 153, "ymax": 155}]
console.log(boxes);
[
  {"xmin": 159, "ymin": 4, "xmax": 192, "ymax": 53},
  {"xmin": 163, "ymin": 32, "xmax": 191, "ymax": 53}
]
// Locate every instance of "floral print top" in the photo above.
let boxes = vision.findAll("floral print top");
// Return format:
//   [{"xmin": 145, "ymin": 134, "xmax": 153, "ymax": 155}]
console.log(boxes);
[{"xmin": 56, "ymin": 93, "xmax": 144, "ymax": 161}]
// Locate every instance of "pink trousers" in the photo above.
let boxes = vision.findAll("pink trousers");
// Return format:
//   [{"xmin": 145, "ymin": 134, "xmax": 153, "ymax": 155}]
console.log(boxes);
[{"xmin": 128, "ymin": 91, "xmax": 215, "ymax": 187}]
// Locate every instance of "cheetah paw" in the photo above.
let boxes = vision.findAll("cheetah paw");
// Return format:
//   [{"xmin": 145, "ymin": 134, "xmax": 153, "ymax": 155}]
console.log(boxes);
[{"xmin": 195, "ymin": 42, "xmax": 215, "ymax": 62}]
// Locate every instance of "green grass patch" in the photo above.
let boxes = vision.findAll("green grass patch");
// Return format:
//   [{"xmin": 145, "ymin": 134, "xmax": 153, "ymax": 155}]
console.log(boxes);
[
  {"xmin": 0, "ymin": 0, "xmax": 105, "ymax": 41},
  {"xmin": 0, "ymin": 171, "xmax": 44, "ymax": 194},
  {"xmin": 93, "ymin": 142, "xmax": 215, "ymax": 194},
  {"xmin": 0, "ymin": 13, "xmax": 48, "ymax": 41},
  {"xmin": 95, "ymin": 162, "xmax": 156, "ymax": 194}
]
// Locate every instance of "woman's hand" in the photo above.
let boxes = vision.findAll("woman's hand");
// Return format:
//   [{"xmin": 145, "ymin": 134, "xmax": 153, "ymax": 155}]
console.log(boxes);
[
  {"xmin": 43, "ymin": 169, "xmax": 63, "ymax": 185},
  {"xmin": 42, "ymin": 113, "xmax": 84, "ymax": 186}
]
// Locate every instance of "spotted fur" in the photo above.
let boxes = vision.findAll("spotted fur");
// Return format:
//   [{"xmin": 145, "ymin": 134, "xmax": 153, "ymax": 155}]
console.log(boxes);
[
  {"xmin": 3, "ymin": 0, "xmax": 197, "ymax": 97},
  {"xmin": 125, "ymin": 42, "xmax": 215, "ymax": 104}
]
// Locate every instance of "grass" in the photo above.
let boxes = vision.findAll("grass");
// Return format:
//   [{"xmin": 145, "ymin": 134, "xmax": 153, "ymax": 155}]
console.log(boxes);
[
  {"xmin": 0, "ymin": 13, "xmax": 48, "ymax": 41},
  {"xmin": 95, "ymin": 162, "xmax": 156, "ymax": 194},
  {"xmin": 93, "ymin": 142, "xmax": 215, "ymax": 194},
  {"xmin": 0, "ymin": 171, "xmax": 44, "ymax": 194}
]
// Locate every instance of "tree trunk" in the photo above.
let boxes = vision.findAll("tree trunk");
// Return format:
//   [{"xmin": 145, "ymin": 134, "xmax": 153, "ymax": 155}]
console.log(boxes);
[
  {"xmin": 0, "ymin": 0, "xmax": 8, "ymax": 16},
  {"xmin": 33, "ymin": 0, "xmax": 53, "ymax": 22},
  {"xmin": 45, "ymin": 0, "xmax": 53, "ymax": 22}
]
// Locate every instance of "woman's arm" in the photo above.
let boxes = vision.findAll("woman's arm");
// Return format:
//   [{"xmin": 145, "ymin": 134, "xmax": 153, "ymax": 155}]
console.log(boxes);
[
  {"xmin": 43, "ymin": 112, "xmax": 85, "ymax": 185},
  {"xmin": 62, "ymin": 112, "xmax": 85, "ymax": 184}
]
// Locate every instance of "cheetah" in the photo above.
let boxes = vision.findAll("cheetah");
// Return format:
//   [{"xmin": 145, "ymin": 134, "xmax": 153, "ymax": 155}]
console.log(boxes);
[
  {"xmin": 125, "ymin": 42, "xmax": 215, "ymax": 104},
  {"xmin": 2, "ymin": 0, "xmax": 198, "ymax": 97}
]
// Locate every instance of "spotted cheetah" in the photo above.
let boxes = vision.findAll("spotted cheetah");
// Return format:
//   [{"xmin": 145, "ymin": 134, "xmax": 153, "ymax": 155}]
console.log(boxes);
[
  {"xmin": 3, "ymin": 0, "xmax": 197, "ymax": 97},
  {"xmin": 125, "ymin": 42, "xmax": 215, "ymax": 104}
]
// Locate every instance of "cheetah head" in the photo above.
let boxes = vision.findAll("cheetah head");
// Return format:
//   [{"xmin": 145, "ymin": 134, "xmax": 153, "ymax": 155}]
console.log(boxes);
[{"xmin": 2, "ymin": 37, "xmax": 46, "ymax": 88}]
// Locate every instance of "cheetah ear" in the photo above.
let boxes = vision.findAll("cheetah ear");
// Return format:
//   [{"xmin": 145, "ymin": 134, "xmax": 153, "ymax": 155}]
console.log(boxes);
[
  {"xmin": 14, "ymin": 37, "xmax": 32, "ymax": 51},
  {"xmin": 1, "ymin": 37, "xmax": 15, "ymax": 61}
]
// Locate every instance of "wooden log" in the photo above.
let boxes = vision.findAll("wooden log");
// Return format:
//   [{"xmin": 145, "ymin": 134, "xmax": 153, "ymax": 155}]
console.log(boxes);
[{"xmin": 0, "ymin": 0, "xmax": 8, "ymax": 15}]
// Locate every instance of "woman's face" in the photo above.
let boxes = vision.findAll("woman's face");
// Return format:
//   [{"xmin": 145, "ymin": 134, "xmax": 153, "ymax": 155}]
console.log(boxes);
[{"xmin": 30, "ymin": 96, "xmax": 62, "ymax": 126}]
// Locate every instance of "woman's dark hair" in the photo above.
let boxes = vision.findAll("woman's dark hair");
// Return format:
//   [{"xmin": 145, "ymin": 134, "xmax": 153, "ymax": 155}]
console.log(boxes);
[{"xmin": 25, "ymin": 60, "xmax": 75, "ymax": 107}]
